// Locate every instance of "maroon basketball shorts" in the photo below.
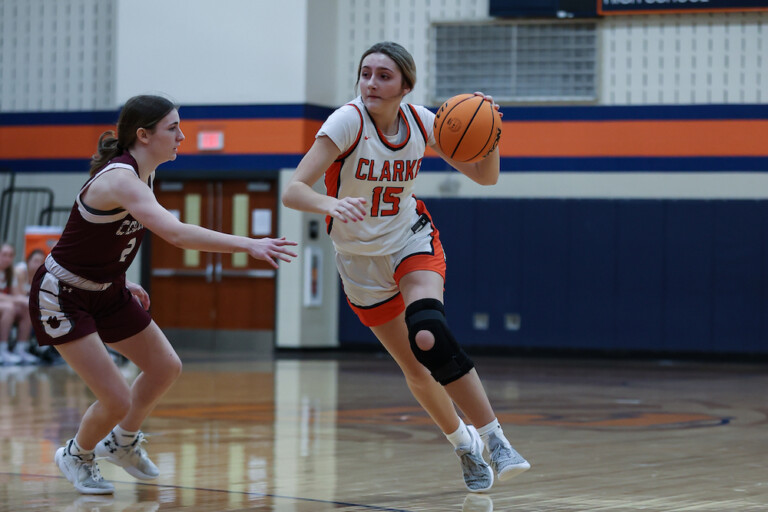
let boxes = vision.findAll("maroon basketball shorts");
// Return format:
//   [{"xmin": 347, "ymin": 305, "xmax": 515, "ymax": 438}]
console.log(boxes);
[{"xmin": 29, "ymin": 267, "xmax": 151, "ymax": 346}]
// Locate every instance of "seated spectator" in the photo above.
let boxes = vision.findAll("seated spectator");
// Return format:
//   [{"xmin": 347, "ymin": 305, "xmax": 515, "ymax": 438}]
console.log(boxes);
[
  {"xmin": 0, "ymin": 243, "xmax": 37, "ymax": 364},
  {"xmin": 15, "ymin": 248, "xmax": 45, "ymax": 295},
  {"xmin": 15, "ymin": 248, "xmax": 59, "ymax": 363}
]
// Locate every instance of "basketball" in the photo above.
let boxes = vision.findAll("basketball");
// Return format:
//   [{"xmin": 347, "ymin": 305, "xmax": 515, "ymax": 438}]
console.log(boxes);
[{"xmin": 433, "ymin": 93, "xmax": 502, "ymax": 163}]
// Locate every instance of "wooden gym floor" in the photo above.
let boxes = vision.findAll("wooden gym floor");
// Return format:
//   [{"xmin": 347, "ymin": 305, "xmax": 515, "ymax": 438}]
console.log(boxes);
[{"xmin": 0, "ymin": 348, "xmax": 766, "ymax": 511}]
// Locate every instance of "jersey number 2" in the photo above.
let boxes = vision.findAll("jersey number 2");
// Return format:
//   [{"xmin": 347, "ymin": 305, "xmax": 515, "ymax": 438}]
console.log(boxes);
[
  {"xmin": 120, "ymin": 237, "xmax": 136, "ymax": 262},
  {"xmin": 370, "ymin": 186, "xmax": 403, "ymax": 217}
]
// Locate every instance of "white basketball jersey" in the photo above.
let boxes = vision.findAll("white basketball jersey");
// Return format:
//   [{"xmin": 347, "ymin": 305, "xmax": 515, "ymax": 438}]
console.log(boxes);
[{"xmin": 319, "ymin": 96, "xmax": 436, "ymax": 256}]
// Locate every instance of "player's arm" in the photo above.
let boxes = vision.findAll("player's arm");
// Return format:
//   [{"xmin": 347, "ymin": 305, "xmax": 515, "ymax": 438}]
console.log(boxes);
[
  {"xmin": 125, "ymin": 278, "xmax": 150, "ymax": 310},
  {"xmin": 105, "ymin": 169, "xmax": 297, "ymax": 268},
  {"xmin": 431, "ymin": 142, "xmax": 500, "ymax": 186},
  {"xmin": 282, "ymin": 136, "xmax": 367, "ymax": 223}
]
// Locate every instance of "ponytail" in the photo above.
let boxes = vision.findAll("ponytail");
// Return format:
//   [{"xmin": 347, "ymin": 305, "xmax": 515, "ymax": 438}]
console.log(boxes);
[
  {"xmin": 88, "ymin": 95, "xmax": 178, "ymax": 176},
  {"xmin": 89, "ymin": 131, "xmax": 123, "ymax": 176}
]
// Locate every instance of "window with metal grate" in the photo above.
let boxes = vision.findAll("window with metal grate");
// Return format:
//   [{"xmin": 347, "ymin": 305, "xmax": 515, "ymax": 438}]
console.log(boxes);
[{"xmin": 432, "ymin": 21, "xmax": 598, "ymax": 104}]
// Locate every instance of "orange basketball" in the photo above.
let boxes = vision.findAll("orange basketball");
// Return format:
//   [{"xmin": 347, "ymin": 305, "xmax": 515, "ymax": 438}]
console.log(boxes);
[{"xmin": 433, "ymin": 93, "xmax": 502, "ymax": 163}]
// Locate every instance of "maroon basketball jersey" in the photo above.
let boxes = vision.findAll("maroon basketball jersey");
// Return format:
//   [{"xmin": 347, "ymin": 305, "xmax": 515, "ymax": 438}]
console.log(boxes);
[{"xmin": 51, "ymin": 153, "xmax": 151, "ymax": 284}]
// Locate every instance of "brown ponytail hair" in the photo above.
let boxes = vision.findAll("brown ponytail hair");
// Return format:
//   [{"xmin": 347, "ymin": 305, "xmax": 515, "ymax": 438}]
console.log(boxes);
[{"xmin": 89, "ymin": 95, "xmax": 178, "ymax": 176}]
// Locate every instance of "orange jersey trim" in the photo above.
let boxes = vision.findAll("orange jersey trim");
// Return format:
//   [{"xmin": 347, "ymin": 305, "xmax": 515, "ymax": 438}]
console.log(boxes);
[
  {"xmin": 369, "ymin": 107, "xmax": 411, "ymax": 151},
  {"xmin": 323, "ymin": 104, "xmax": 364, "ymax": 235},
  {"xmin": 407, "ymin": 104, "xmax": 429, "ymax": 144},
  {"xmin": 348, "ymin": 293, "xmax": 405, "ymax": 327}
]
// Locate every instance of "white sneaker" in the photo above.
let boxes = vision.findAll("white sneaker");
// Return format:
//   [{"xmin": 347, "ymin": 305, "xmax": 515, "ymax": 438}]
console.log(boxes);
[
  {"xmin": 456, "ymin": 425, "xmax": 494, "ymax": 492},
  {"xmin": 0, "ymin": 346, "xmax": 22, "ymax": 365},
  {"xmin": 94, "ymin": 431, "xmax": 159, "ymax": 480},
  {"xmin": 55, "ymin": 440, "xmax": 114, "ymax": 495},
  {"xmin": 487, "ymin": 430, "xmax": 530, "ymax": 481}
]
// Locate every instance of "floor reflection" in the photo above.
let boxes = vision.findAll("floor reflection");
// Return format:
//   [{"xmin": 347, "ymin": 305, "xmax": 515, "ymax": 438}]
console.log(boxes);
[
  {"xmin": 462, "ymin": 494, "xmax": 493, "ymax": 512},
  {"xmin": 0, "ymin": 355, "xmax": 434, "ymax": 511},
  {"xmin": 1, "ymin": 350, "xmax": 767, "ymax": 511},
  {"xmin": 62, "ymin": 496, "xmax": 159, "ymax": 512}
]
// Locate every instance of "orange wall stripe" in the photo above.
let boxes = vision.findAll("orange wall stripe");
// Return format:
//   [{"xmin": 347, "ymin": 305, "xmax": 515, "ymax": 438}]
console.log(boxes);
[
  {"xmin": 2, "ymin": 118, "xmax": 766, "ymax": 160},
  {"xmin": 181, "ymin": 119, "xmax": 322, "ymax": 154},
  {"xmin": 0, "ymin": 119, "xmax": 323, "ymax": 159},
  {"xmin": 0, "ymin": 125, "xmax": 113, "ymax": 159},
  {"xmin": 497, "ymin": 119, "xmax": 768, "ymax": 157}
]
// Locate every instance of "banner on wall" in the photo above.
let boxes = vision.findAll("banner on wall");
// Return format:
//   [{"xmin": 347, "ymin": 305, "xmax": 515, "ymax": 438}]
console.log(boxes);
[
  {"xmin": 24, "ymin": 225, "xmax": 62, "ymax": 260},
  {"xmin": 599, "ymin": 0, "xmax": 768, "ymax": 15}
]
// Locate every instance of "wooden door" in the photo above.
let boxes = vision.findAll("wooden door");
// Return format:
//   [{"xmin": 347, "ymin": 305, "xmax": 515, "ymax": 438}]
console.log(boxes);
[{"xmin": 150, "ymin": 180, "xmax": 277, "ymax": 331}]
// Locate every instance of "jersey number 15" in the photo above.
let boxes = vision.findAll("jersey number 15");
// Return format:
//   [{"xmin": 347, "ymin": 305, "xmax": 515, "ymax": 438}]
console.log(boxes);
[{"xmin": 370, "ymin": 186, "xmax": 403, "ymax": 217}]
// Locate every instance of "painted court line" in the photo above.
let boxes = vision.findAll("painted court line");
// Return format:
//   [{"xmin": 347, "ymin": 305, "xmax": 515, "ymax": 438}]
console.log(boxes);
[{"xmin": 0, "ymin": 471, "xmax": 414, "ymax": 512}]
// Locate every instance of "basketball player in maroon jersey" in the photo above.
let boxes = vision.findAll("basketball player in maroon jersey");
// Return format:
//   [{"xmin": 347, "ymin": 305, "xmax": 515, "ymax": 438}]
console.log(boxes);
[
  {"xmin": 283, "ymin": 42, "xmax": 529, "ymax": 493},
  {"xmin": 28, "ymin": 95, "xmax": 298, "ymax": 495}
]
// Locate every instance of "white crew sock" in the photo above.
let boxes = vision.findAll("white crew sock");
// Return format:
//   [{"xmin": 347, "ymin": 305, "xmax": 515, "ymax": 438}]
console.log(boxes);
[
  {"xmin": 477, "ymin": 418, "xmax": 510, "ymax": 449},
  {"xmin": 69, "ymin": 438, "xmax": 94, "ymax": 457},
  {"xmin": 113, "ymin": 425, "xmax": 139, "ymax": 446},
  {"xmin": 445, "ymin": 418, "xmax": 473, "ymax": 449}
]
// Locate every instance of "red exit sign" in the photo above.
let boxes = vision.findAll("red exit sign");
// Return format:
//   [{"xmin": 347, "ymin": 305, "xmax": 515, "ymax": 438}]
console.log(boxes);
[{"xmin": 197, "ymin": 131, "xmax": 224, "ymax": 151}]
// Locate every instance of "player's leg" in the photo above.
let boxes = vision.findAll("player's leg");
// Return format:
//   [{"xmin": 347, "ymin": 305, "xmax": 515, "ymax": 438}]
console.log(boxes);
[
  {"xmin": 28, "ymin": 266, "xmax": 120, "ymax": 493},
  {"xmin": 54, "ymin": 333, "xmax": 130, "ymax": 494},
  {"xmin": 400, "ymin": 270, "xmax": 530, "ymax": 482},
  {"xmin": 57, "ymin": 334, "xmax": 133, "ymax": 445},
  {"xmin": 339, "ymin": 250, "xmax": 462, "ymax": 433},
  {"xmin": 336, "ymin": 254, "xmax": 493, "ymax": 491},
  {"xmin": 339, "ymin": 248, "xmax": 493, "ymax": 492},
  {"xmin": 107, "ymin": 320, "xmax": 181, "ymax": 430},
  {"xmin": 94, "ymin": 320, "xmax": 182, "ymax": 480},
  {"xmin": 371, "ymin": 314, "xmax": 460, "ymax": 433},
  {"xmin": 371, "ymin": 314, "xmax": 494, "ymax": 493}
]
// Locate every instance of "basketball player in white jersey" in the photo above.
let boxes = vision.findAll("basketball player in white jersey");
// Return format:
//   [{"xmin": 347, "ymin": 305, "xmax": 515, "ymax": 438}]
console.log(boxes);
[{"xmin": 283, "ymin": 41, "xmax": 529, "ymax": 493}]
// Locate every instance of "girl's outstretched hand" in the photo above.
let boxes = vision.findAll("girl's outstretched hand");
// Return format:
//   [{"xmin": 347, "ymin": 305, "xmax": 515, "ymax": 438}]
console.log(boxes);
[{"xmin": 248, "ymin": 237, "xmax": 299, "ymax": 268}]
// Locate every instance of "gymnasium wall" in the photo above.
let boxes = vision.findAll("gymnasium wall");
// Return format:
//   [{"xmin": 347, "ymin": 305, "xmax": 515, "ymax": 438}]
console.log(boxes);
[
  {"xmin": 1, "ymin": 0, "xmax": 767, "ymax": 354},
  {"xmin": 114, "ymin": 0, "xmax": 338, "ymax": 106},
  {"xmin": 3, "ymin": 2, "xmax": 765, "ymax": 110},
  {"xmin": 338, "ymin": 196, "xmax": 768, "ymax": 356}
]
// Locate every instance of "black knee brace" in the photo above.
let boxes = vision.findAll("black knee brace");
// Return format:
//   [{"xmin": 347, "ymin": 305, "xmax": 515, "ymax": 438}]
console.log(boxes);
[{"xmin": 404, "ymin": 298, "xmax": 474, "ymax": 385}]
